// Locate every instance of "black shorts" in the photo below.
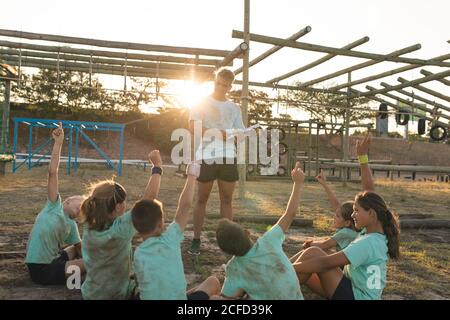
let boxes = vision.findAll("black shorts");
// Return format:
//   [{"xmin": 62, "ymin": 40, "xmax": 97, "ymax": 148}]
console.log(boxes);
[
  {"xmin": 187, "ymin": 290, "xmax": 210, "ymax": 300},
  {"xmin": 331, "ymin": 275, "xmax": 355, "ymax": 300},
  {"xmin": 27, "ymin": 250, "xmax": 69, "ymax": 285},
  {"xmin": 198, "ymin": 160, "xmax": 239, "ymax": 183}
]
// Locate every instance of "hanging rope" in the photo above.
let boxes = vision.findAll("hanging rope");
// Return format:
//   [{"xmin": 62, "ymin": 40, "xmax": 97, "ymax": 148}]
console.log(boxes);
[
  {"xmin": 155, "ymin": 61, "xmax": 160, "ymax": 100},
  {"xmin": 124, "ymin": 51, "xmax": 128, "ymax": 91}
]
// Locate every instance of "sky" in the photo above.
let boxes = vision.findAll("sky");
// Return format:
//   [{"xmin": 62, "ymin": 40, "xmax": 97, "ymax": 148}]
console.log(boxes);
[{"xmin": 1, "ymin": 0, "xmax": 449, "ymax": 130}]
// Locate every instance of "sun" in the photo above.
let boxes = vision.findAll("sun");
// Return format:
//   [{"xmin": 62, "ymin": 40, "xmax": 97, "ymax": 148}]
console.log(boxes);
[{"xmin": 175, "ymin": 80, "xmax": 213, "ymax": 109}]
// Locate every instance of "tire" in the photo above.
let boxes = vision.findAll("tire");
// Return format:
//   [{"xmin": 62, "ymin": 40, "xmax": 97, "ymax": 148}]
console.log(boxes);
[
  {"xmin": 378, "ymin": 102, "xmax": 388, "ymax": 119},
  {"xmin": 418, "ymin": 118, "xmax": 426, "ymax": 135},
  {"xmin": 429, "ymin": 125, "xmax": 448, "ymax": 141},
  {"xmin": 278, "ymin": 142, "xmax": 288, "ymax": 155},
  {"xmin": 395, "ymin": 109, "xmax": 410, "ymax": 125},
  {"xmin": 277, "ymin": 166, "xmax": 287, "ymax": 176}
]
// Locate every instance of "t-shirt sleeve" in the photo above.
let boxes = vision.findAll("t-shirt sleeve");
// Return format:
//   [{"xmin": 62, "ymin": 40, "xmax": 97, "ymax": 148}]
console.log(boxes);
[
  {"xmin": 45, "ymin": 194, "xmax": 63, "ymax": 215},
  {"xmin": 331, "ymin": 228, "xmax": 356, "ymax": 249},
  {"xmin": 259, "ymin": 224, "xmax": 285, "ymax": 249},
  {"xmin": 189, "ymin": 101, "xmax": 204, "ymax": 122},
  {"xmin": 161, "ymin": 222, "xmax": 184, "ymax": 247},
  {"xmin": 65, "ymin": 220, "xmax": 81, "ymax": 245},
  {"xmin": 232, "ymin": 105, "xmax": 245, "ymax": 130},
  {"xmin": 342, "ymin": 236, "xmax": 372, "ymax": 268},
  {"xmin": 221, "ymin": 262, "xmax": 242, "ymax": 298},
  {"xmin": 111, "ymin": 211, "xmax": 137, "ymax": 240}
]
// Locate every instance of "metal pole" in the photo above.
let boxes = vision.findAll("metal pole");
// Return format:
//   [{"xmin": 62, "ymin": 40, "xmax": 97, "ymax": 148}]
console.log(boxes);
[
  {"xmin": 12, "ymin": 119, "xmax": 18, "ymax": 172},
  {"xmin": 118, "ymin": 127, "xmax": 124, "ymax": 176},
  {"xmin": 28, "ymin": 125, "xmax": 33, "ymax": 170}
]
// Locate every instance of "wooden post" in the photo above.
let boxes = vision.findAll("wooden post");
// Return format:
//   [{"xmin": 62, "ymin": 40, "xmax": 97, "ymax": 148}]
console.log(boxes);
[
  {"xmin": 238, "ymin": 0, "xmax": 250, "ymax": 200},
  {"xmin": 1, "ymin": 80, "xmax": 11, "ymax": 153},
  {"xmin": 342, "ymin": 72, "xmax": 351, "ymax": 186},
  {"xmin": 308, "ymin": 120, "xmax": 312, "ymax": 177}
]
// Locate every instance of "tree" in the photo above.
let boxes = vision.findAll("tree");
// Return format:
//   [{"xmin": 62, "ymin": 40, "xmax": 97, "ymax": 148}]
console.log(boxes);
[{"xmin": 228, "ymin": 89, "xmax": 273, "ymax": 121}]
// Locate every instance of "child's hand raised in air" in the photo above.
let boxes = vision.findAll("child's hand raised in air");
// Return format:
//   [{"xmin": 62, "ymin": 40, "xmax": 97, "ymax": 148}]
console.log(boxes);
[
  {"xmin": 303, "ymin": 239, "xmax": 313, "ymax": 249},
  {"xmin": 315, "ymin": 170, "xmax": 327, "ymax": 185},
  {"xmin": 291, "ymin": 161, "xmax": 305, "ymax": 184},
  {"xmin": 148, "ymin": 150, "xmax": 162, "ymax": 167},
  {"xmin": 186, "ymin": 162, "xmax": 201, "ymax": 178},
  {"xmin": 356, "ymin": 134, "xmax": 371, "ymax": 156},
  {"xmin": 51, "ymin": 122, "xmax": 64, "ymax": 144}
]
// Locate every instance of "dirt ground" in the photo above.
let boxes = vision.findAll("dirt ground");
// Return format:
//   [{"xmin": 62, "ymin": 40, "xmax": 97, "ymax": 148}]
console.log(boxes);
[{"xmin": 1, "ymin": 163, "xmax": 449, "ymax": 300}]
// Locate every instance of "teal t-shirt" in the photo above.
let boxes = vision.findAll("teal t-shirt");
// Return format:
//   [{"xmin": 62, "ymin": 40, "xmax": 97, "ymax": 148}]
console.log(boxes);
[
  {"xmin": 81, "ymin": 211, "xmax": 136, "ymax": 300},
  {"xmin": 221, "ymin": 225, "xmax": 304, "ymax": 300},
  {"xmin": 331, "ymin": 227, "xmax": 360, "ymax": 251},
  {"xmin": 134, "ymin": 222, "xmax": 187, "ymax": 300},
  {"xmin": 25, "ymin": 195, "xmax": 81, "ymax": 264},
  {"xmin": 342, "ymin": 233, "xmax": 388, "ymax": 300}
]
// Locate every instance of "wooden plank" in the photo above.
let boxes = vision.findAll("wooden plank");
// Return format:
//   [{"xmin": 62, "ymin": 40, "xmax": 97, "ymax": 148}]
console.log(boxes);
[
  {"xmin": 398, "ymin": 77, "xmax": 450, "ymax": 103},
  {"xmin": 420, "ymin": 69, "xmax": 450, "ymax": 87},
  {"xmin": 400, "ymin": 219, "xmax": 450, "ymax": 229},
  {"xmin": 208, "ymin": 214, "xmax": 313, "ymax": 227},
  {"xmin": 218, "ymin": 42, "xmax": 248, "ymax": 68}
]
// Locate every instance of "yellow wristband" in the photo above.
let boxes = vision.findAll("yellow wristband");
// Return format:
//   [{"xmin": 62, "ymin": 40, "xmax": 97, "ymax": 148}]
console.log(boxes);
[{"xmin": 358, "ymin": 155, "xmax": 369, "ymax": 165}]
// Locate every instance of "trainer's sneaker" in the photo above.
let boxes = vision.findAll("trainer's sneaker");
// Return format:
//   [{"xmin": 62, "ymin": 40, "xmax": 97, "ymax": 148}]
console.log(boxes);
[{"xmin": 188, "ymin": 238, "xmax": 201, "ymax": 255}]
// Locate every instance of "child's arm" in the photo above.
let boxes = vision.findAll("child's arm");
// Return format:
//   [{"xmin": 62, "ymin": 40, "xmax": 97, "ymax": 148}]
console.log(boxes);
[
  {"xmin": 47, "ymin": 122, "xmax": 64, "ymax": 202},
  {"xmin": 293, "ymin": 251, "xmax": 350, "ymax": 274},
  {"xmin": 357, "ymin": 134, "xmax": 375, "ymax": 192},
  {"xmin": 315, "ymin": 171, "xmax": 341, "ymax": 212},
  {"xmin": 303, "ymin": 237, "xmax": 337, "ymax": 251},
  {"xmin": 276, "ymin": 162, "xmax": 304, "ymax": 233},
  {"xmin": 142, "ymin": 150, "xmax": 162, "ymax": 200},
  {"xmin": 174, "ymin": 163, "xmax": 200, "ymax": 231}
]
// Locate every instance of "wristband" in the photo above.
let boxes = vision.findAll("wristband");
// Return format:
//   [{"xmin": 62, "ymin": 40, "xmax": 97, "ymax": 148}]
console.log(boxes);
[
  {"xmin": 358, "ymin": 155, "xmax": 369, "ymax": 165},
  {"xmin": 151, "ymin": 166, "xmax": 163, "ymax": 175}
]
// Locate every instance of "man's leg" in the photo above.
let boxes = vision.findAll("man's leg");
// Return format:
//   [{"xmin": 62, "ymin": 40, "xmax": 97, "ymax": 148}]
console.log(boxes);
[{"xmin": 217, "ymin": 180, "xmax": 236, "ymax": 220}]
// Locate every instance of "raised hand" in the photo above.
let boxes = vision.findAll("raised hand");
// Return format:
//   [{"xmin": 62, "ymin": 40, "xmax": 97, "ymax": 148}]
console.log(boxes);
[
  {"xmin": 148, "ymin": 150, "xmax": 162, "ymax": 167},
  {"xmin": 51, "ymin": 122, "xmax": 64, "ymax": 144},
  {"xmin": 291, "ymin": 161, "xmax": 305, "ymax": 184},
  {"xmin": 302, "ymin": 239, "xmax": 313, "ymax": 249},
  {"xmin": 315, "ymin": 170, "xmax": 327, "ymax": 185},
  {"xmin": 356, "ymin": 134, "xmax": 371, "ymax": 156}
]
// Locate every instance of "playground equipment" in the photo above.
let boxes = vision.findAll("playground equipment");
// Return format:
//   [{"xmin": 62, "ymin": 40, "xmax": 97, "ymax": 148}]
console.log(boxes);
[{"xmin": 12, "ymin": 118, "xmax": 125, "ymax": 175}]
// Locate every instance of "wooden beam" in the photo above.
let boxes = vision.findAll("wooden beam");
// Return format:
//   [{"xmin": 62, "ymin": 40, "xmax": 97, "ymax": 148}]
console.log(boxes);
[
  {"xmin": 0, "ymin": 48, "xmax": 215, "ymax": 73},
  {"xmin": 366, "ymin": 85, "xmax": 450, "ymax": 121},
  {"xmin": 398, "ymin": 77, "xmax": 450, "ymax": 103},
  {"xmin": 234, "ymin": 79, "xmax": 348, "ymax": 95},
  {"xmin": 328, "ymin": 53, "xmax": 450, "ymax": 91},
  {"xmin": 420, "ymin": 69, "xmax": 450, "ymax": 86},
  {"xmin": 232, "ymin": 30, "xmax": 450, "ymax": 67},
  {"xmin": 351, "ymin": 69, "xmax": 450, "ymax": 98},
  {"xmin": 298, "ymin": 44, "xmax": 421, "ymax": 88},
  {"xmin": 218, "ymin": 42, "xmax": 248, "ymax": 68},
  {"xmin": 0, "ymin": 29, "xmax": 231, "ymax": 57},
  {"xmin": 267, "ymin": 36, "xmax": 370, "ymax": 84},
  {"xmin": 234, "ymin": 26, "xmax": 312, "ymax": 75},
  {"xmin": 331, "ymin": 162, "xmax": 450, "ymax": 173},
  {"xmin": 0, "ymin": 40, "xmax": 224, "ymax": 66},
  {"xmin": 379, "ymin": 82, "xmax": 450, "ymax": 114}
]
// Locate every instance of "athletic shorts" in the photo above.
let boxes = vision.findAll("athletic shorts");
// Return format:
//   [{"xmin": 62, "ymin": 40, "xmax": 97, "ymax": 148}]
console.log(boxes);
[
  {"xmin": 331, "ymin": 275, "xmax": 355, "ymax": 300},
  {"xmin": 187, "ymin": 290, "xmax": 210, "ymax": 300},
  {"xmin": 198, "ymin": 159, "xmax": 239, "ymax": 183},
  {"xmin": 27, "ymin": 250, "xmax": 69, "ymax": 285}
]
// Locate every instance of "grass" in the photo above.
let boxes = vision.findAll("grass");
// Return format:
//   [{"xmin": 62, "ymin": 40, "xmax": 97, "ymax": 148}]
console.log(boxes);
[{"xmin": 0, "ymin": 162, "xmax": 449, "ymax": 299}]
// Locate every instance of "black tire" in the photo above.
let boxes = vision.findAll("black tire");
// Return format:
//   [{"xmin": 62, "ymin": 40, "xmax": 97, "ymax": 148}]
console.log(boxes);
[
  {"xmin": 418, "ymin": 118, "xmax": 426, "ymax": 135},
  {"xmin": 429, "ymin": 125, "xmax": 448, "ymax": 141},
  {"xmin": 395, "ymin": 109, "xmax": 410, "ymax": 125},
  {"xmin": 378, "ymin": 102, "xmax": 388, "ymax": 119},
  {"xmin": 277, "ymin": 166, "xmax": 287, "ymax": 176},
  {"xmin": 278, "ymin": 142, "xmax": 288, "ymax": 155}
]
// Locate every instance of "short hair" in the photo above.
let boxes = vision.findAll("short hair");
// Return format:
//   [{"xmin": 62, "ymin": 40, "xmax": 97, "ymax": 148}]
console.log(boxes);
[
  {"xmin": 215, "ymin": 67, "xmax": 235, "ymax": 83},
  {"xmin": 341, "ymin": 201, "xmax": 358, "ymax": 230},
  {"xmin": 131, "ymin": 199, "xmax": 163, "ymax": 234},
  {"xmin": 216, "ymin": 219, "xmax": 253, "ymax": 256}
]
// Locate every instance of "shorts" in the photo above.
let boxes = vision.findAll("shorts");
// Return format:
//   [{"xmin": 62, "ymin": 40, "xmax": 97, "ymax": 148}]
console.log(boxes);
[
  {"xmin": 331, "ymin": 275, "xmax": 355, "ymax": 300},
  {"xmin": 187, "ymin": 290, "xmax": 210, "ymax": 300},
  {"xmin": 27, "ymin": 250, "xmax": 69, "ymax": 285},
  {"xmin": 198, "ymin": 160, "xmax": 239, "ymax": 183}
]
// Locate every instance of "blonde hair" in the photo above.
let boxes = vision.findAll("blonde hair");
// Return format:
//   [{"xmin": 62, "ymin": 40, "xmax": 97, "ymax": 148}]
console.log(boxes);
[{"xmin": 80, "ymin": 180, "xmax": 127, "ymax": 231}]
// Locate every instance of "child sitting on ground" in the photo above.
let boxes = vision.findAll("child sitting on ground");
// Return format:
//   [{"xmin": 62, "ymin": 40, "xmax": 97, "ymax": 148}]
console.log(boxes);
[
  {"xmin": 131, "ymin": 163, "xmax": 220, "ymax": 300},
  {"xmin": 215, "ymin": 162, "xmax": 305, "ymax": 300},
  {"xmin": 25, "ymin": 123, "xmax": 85, "ymax": 285}
]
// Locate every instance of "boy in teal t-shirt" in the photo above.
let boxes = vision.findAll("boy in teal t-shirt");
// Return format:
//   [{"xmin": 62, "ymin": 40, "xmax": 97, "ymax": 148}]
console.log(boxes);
[
  {"xmin": 25, "ymin": 123, "xmax": 85, "ymax": 285},
  {"xmin": 132, "ymin": 163, "xmax": 220, "ymax": 300},
  {"xmin": 216, "ymin": 162, "xmax": 305, "ymax": 300}
]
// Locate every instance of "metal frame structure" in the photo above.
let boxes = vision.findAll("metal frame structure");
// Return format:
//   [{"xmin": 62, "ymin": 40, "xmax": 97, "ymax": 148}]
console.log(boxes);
[{"xmin": 12, "ymin": 118, "xmax": 125, "ymax": 175}]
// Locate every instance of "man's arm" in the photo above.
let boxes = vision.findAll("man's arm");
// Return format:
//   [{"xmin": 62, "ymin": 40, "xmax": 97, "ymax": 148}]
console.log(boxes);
[
  {"xmin": 357, "ymin": 135, "xmax": 375, "ymax": 192},
  {"xmin": 316, "ymin": 171, "xmax": 341, "ymax": 212},
  {"xmin": 174, "ymin": 163, "xmax": 200, "ymax": 231},
  {"xmin": 48, "ymin": 122, "xmax": 64, "ymax": 202},
  {"xmin": 142, "ymin": 150, "xmax": 162, "ymax": 200},
  {"xmin": 276, "ymin": 162, "xmax": 305, "ymax": 233}
]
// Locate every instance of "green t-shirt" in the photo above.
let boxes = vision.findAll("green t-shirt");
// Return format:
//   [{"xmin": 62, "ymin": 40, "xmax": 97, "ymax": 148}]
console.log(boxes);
[
  {"xmin": 81, "ymin": 211, "xmax": 136, "ymax": 300},
  {"xmin": 134, "ymin": 222, "xmax": 187, "ymax": 300},
  {"xmin": 221, "ymin": 225, "xmax": 304, "ymax": 300},
  {"xmin": 343, "ymin": 233, "xmax": 388, "ymax": 300},
  {"xmin": 25, "ymin": 195, "xmax": 81, "ymax": 264},
  {"xmin": 331, "ymin": 227, "xmax": 360, "ymax": 251}
]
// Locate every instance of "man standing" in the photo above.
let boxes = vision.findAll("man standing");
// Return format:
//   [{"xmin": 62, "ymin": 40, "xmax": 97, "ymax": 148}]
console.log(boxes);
[{"xmin": 188, "ymin": 68, "xmax": 245, "ymax": 255}]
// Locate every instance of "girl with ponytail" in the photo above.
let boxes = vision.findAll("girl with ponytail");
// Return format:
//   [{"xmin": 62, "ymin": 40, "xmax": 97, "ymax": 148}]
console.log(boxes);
[{"xmin": 292, "ymin": 135, "xmax": 400, "ymax": 300}]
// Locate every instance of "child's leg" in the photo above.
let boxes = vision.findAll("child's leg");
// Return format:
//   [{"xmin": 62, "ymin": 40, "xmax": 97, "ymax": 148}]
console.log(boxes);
[
  {"xmin": 304, "ymin": 273, "xmax": 326, "ymax": 297},
  {"xmin": 289, "ymin": 249, "xmax": 303, "ymax": 262},
  {"xmin": 194, "ymin": 276, "xmax": 221, "ymax": 297}
]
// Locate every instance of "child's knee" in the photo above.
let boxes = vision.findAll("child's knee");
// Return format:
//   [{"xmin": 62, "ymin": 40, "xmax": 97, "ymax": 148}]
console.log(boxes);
[{"xmin": 204, "ymin": 276, "xmax": 221, "ymax": 295}]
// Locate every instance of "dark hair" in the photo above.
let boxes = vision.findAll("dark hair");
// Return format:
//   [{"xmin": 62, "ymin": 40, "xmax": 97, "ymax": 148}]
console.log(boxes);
[
  {"xmin": 341, "ymin": 201, "xmax": 358, "ymax": 230},
  {"xmin": 355, "ymin": 191, "xmax": 400, "ymax": 259},
  {"xmin": 131, "ymin": 199, "xmax": 163, "ymax": 234},
  {"xmin": 81, "ymin": 181, "xmax": 127, "ymax": 231},
  {"xmin": 216, "ymin": 219, "xmax": 253, "ymax": 256},
  {"xmin": 215, "ymin": 67, "xmax": 235, "ymax": 83}
]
